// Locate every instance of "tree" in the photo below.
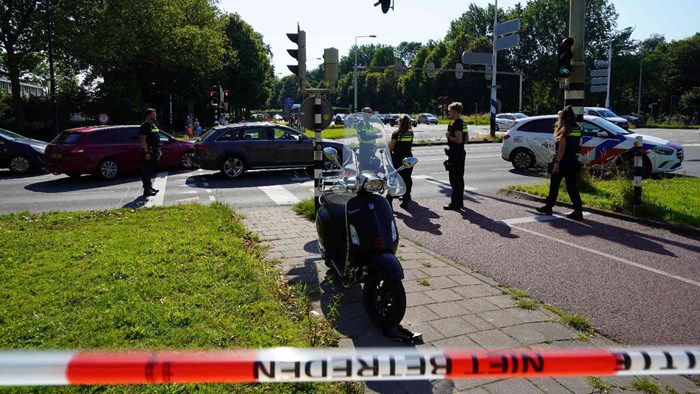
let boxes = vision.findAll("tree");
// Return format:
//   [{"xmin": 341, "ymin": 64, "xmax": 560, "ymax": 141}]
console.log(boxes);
[
  {"xmin": 395, "ymin": 41, "xmax": 422, "ymax": 65},
  {"xmin": 0, "ymin": 0, "xmax": 45, "ymax": 127}
]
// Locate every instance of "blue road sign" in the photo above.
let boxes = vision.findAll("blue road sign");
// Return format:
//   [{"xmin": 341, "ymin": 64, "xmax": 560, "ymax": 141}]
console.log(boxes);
[
  {"xmin": 486, "ymin": 85, "xmax": 502, "ymax": 89},
  {"xmin": 285, "ymin": 98, "xmax": 294, "ymax": 109}
]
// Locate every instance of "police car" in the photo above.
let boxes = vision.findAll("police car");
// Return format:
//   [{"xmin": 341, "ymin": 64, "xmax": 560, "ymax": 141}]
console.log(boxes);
[{"xmin": 501, "ymin": 115, "xmax": 684, "ymax": 175}]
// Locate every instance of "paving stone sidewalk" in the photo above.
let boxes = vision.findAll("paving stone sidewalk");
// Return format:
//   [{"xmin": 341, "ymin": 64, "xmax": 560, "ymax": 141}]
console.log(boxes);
[{"xmin": 241, "ymin": 206, "xmax": 698, "ymax": 394}]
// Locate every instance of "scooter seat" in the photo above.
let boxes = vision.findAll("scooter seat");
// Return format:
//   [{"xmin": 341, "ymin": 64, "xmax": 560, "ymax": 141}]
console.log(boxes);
[{"xmin": 320, "ymin": 193, "xmax": 351, "ymax": 219}]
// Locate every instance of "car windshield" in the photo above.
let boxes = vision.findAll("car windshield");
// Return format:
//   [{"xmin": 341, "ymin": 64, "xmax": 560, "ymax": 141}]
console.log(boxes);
[
  {"xmin": 0, "ymin": 128, "xmax": 26, "ymax": 141},
  {"xmin": 54, "ymin": 132, "xmax": 84, "ymax": 144},
  {"xmin": 592, "ymin": 117, "xmax": 630, "ymax": 135},
  {"xmin": 599, "ymin": 110, "xmax": 619, "ymax": 118},
  {"xmin": 514, "ymin": 113, "xmax": 528, "ymax": 119}
]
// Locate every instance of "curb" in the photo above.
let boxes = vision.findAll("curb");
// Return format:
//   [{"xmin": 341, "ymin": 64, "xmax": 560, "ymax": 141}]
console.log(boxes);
[{"xmin": 499, "ymin": 189, "xmax": 700, "ymax": 236}]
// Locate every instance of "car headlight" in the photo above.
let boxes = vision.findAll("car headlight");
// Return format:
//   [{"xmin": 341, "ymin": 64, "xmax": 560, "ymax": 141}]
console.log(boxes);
[
  {"xmin": 31, "ymin": 145, "xmax": 45, "ymax": 154},
  {"xmin": 652, "ymin": 146, "xmax": 674, "ymax": 155},
  {"xmin": 363, "ymin": 178, "xmax": 384, "ymax": 193}
]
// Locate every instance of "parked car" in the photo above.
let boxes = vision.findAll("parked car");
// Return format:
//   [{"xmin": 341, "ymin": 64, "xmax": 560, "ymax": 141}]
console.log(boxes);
[
  {"xmin": 495, "ymin": 113, "xmax": 529, "ymax": 130},
  {"xmin": 621, "ymin": 115, "xmax": 644, "ymax": 128},
  {"xmin": 43, "ymin": 125, "xmax": 196, "ymax": 179},
  {"xmin": 501, "ymin": 115, "xmax": 683, "ymax": 176},
  {"xmin": 0, "ymin": 128, "xmax": 47, "ymax": 175},
  {"xmin": 584, "ymin": 107, "xmax": 629, "ymax": 129},
  {"xmin": 417, "ymin": 113, "xmax": 439, "ymax": 125},
  {"xmin": 194, "ymin": 123, "xmax": 345, "ymax": 179}
]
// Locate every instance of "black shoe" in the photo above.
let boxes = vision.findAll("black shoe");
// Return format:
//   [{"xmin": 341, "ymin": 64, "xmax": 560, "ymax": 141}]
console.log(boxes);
[
  {"xmin": 567, "ymin": 210, "xmax": 584, "ymax": 221},
  {"xmin": 536, "ymin": 205, "xmax": 553, "ymax": 215},
  {"xmin": 400, "ymin": 201, "xmax": 409, "ymax": 209},
  {"xmin": 143, "ymin": 189, "xmax": 157, "ymax": 197},
  {"xmin": 443, "ymin": 204, "xmax": 463, "ymax": 211},
  {"xmin": 150, "ymin": 188, "xmax": 160, "ymax": 194}
]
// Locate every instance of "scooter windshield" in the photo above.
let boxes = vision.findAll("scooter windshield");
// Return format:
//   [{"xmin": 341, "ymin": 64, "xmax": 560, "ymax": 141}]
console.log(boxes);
[{"xmin": 338, "ymin": 113, "xmax": 406, "ymax": 197}]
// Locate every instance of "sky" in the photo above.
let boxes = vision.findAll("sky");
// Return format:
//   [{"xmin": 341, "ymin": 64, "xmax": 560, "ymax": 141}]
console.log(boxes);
[{"xmin": 219, "ymin": 0, "xmax": 699, "ymax": 77}]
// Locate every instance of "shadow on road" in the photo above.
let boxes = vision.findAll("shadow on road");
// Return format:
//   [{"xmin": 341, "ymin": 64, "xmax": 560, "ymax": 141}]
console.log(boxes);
[
  {"xmin": 25, "ymin": 175, "xmax": 140, "ymax": 193},
  {"xmin": 122, "ymin": 195, "xmax": 148, "ymax": 209},
  {"xmin": 394, "ymin": 201, "xmax": 443, "ymax": 235},
  {"xmin": 434, "ymin": 183, "xmax": 480, "ymax": 204},
  {"xmin": 185, "ymin": 169, "xmax": 311, "ymax": 189},
  {"xmin": 460, "ymin": 206, "xmax": 519, "ymax": 239}
]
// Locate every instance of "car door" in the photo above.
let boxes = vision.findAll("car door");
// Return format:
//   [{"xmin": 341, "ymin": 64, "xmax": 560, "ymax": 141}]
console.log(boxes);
[
  {"xmin": 270, "ymin": 126, "xmax": 309, "ymax": 166},
  {"xmin": 110, "ymin": 127, "xmax": 142, "ymax": 173},
  {"xmin": 521, "ymin": 119, "xmax": 556, "ymax": 164},
  {"xmin": 157, "ymin": 132, "xmax": 180, "ymax": 168},
  {"xmin": 238, "ymin": 127, "xmax": 272, "ymax": 167},
  {"xmin": 0, "ymin": 135, "xmax": 9, "ymax": 166},
  {"xmin": 581, "ymin": 121, "xmax": 625, "ymax": 168}
]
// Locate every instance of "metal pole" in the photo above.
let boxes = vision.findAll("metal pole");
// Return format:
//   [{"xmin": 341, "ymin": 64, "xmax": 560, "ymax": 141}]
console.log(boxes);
[
  {"xmin": 489, "ymin": 0, "xmax": 498, "ymax": 137},
  {"xmin": 605, "ymin": 40, "xmax": 612, "ymax": 108},
  {"xmin": 633, "ymin": 135, "xmax": 643, "ymax": 208},
  {"xmin": 565, "ymin": 0, "xmax": 586, "ymax": 130},
  {"xmin": 637, "ymin": 56, "xmax": 642, "ymax": 116},
  {"xmin": 519, "ymin": 73, "xmax": 523, "ymax": 112},
  {"xmin": 354, "ymin": 37, "xmax": 359, "ymax": 112},
  {"xmin": 46, "ymin": 0, "xmax": 58, "ymax": 136},
  {"xmin": 313, "ymin": 93, "xmax": 323, "ymax": 211},
  {"xmin": 169, "ymin": 94, "xmax": 173, "ymax": 128}
]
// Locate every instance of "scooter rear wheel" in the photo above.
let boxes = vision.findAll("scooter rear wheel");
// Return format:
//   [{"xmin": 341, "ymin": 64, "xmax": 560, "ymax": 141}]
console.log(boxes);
[{"xmin": 362, "ymin": 279, "xmax": 406, "ymax": 329}]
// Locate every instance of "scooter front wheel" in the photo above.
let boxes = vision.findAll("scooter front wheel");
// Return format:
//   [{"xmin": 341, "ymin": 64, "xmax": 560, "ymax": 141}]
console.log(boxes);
[{"xmin": 362, "ymin": 278, "xmax": 406, "ymax": 329}]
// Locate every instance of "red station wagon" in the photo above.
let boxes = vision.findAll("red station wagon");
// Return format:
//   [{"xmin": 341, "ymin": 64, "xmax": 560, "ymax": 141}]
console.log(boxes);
[{"xmin": 43, "ymin": 125, "xmax": 196, "ymax": 179}]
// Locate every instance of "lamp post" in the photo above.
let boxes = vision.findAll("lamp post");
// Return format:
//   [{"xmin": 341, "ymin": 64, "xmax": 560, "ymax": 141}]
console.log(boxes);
[
  {"xmin": 354, "ymin": 34, "xmax": 377, "ymax": 112},
  {"xmin": 46, "ymin": 0, "xmax": 58, "ymax": 136}
]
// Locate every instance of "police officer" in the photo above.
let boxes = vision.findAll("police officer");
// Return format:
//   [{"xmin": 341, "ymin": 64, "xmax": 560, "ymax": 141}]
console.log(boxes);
[
  {"xmin": 444, "ymin": 102, "xmax": 468, "ymax": 210},
  {"xmin": 537, "ymin": 106, "xmax": 584, "ymax": 220},
  {"xmin": 357, "ymin": 107, "xmax": 380, "ymax": 170},
  {"xmin": 140, "ymin": 108, "xmax": 161, "ymax": 197},
  {"xmin": 389, "ymin": 115, "xmax": 414, "ymax": 209}
]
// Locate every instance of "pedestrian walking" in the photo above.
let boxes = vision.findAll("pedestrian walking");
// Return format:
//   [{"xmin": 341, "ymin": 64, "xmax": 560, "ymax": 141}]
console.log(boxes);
[
  {"xmin": 443, "ymin": 102, "xmax": 468, "ymax": 210},
  {"xmin": 389, "ymin": 114, "xmax": 414, "ymax": 209},
  {"xmin": 140, "ymin": 108, "xmax": 162, "ymax": 197},
  {"xmin": 194, "ymin": 118, "xmax": 202, "ymax": 137},
  {"xmin": 537, "ymin": 106, "xmax": 584, "ymax": 221}
]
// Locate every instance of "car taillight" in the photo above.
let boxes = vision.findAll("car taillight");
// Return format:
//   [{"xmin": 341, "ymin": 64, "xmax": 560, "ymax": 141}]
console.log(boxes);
[
  {"xmin": 195, "ymin": 145, "xmax": 208, "ymax": 153},
  {"xmin": 503, "ymin": 134, "xmax": 511, "ymax": 140},
  {"xmin": 70, "ymin": 149, "xmax": 84, "ymax": 153}
]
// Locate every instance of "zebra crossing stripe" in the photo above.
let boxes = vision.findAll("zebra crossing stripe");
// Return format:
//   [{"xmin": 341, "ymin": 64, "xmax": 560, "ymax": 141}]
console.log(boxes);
[{"xmin": 259, "ymin": 186, "xmax": 301, "ymax": 205}]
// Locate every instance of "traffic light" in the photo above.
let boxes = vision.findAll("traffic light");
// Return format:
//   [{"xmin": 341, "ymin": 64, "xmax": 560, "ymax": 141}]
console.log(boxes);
[
  {"xmin": 557, "ymin": 37, "xmax": 574, "ymax": 78},
  {"xmin": 208, "ymin": 89, "xmax": 216, "ymax": 101},
  {"xmin": 286, "ymin": 25, "xmax": 306, "ymax": 93},
  {"xmin": 323, "ymin": 48, "xmax": 339, "ymax": 93},
  {"xmin": 374, "ymin": 0, "xmax": 393, "ymax": 13},
  {"xmin": 223, "ymin": 90, "xmax": 230, "ymax": 102}
]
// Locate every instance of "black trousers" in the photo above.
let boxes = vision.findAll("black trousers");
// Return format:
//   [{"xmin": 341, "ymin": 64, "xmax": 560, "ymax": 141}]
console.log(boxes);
[
  {"xmin": 392, "ymin": 156, "xmax": 413, "ymax": 201},
  {"xmin": 141, "ymin": 150, "xmax": 158, "ymax": 191},
  {"xmin": 448, "ymin": 160, "xmax": 465, "ymax": 207},
  {"xmin": 546, "ymin": 168, "xmax": 583, "ymax": 210}
]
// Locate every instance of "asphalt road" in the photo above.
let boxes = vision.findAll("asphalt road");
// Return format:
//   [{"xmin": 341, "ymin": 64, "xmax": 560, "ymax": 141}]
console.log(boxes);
[{"xmin": 1, "ymin": 127, "xmax": 698, "ymax": 345}]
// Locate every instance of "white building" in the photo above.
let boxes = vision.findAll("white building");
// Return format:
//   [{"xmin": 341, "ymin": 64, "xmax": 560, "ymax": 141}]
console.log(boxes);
[{"xmin": 0, "ymin": 78, "xmax": 47, "ymax": 98}]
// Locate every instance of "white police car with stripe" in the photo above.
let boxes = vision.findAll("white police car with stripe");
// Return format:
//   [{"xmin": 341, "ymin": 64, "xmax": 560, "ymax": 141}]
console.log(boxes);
[{"xmin": 501, "ymin": 115, "xmax": 684, "ymax": 175}]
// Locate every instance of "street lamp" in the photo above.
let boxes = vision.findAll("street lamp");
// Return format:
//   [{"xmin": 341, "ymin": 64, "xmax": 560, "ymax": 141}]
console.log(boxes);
[{"xmin": 354, "ymin": 34, "xmax": 377, "ymax": 112}]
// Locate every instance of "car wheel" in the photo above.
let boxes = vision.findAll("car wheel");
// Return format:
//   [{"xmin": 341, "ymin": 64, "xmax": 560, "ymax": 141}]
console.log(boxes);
[
  {"xmin": 220, "ymin": 155, "xmax": 246, "ymax": 179},
  {"xmin": 511, "ymin": 149, "xmax": 535, "ymax": 171},
  {"xmin": 97, "ymin": 159, "xmax": 120, "ymax": 180},
  {"xmin": 9, "ymin": 155, "xmax": 32, "ymax": 175},
  {"xmin": 181, "ymin": 151, "xmax": 196, "ymax": 169}
]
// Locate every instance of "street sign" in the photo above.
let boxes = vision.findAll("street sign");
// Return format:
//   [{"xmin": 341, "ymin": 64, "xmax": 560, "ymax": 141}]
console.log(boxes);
[
  {"xmin": 591, "ymin": 85, "xmax": 608, "ymax": 93},
  {"xmin": 495, "ymin": 18, "xmax": 521, "ymax": 37},
  {"xmin": 98, "ymin": 113, "xmax": 109, "ymax": 125},
  {"xmin": 590, "ymin": 69, "xmax": 608, "ymax": 78},
  {"xmin": 299, "ymin": 97, "xmax": 333, "ymax": 131},
  {"xmin": 495, "ymin": 34, "xmax": 520, "ymax": 51},
  {"xmin": 455, "ymin": 63, "xmax": 464, "ymax": 79},
  {"xmin": 486, "ymin": 85, "xmax": 502, "ymax": 89},
  {"xmin": 461, "ymin": 52, "xmax": 492, "ymax": 65},
  {"xmin": 426, "ymin": 62, "xmax": 436, "ymax": 78},
  {"xmin": 284, "ymin": 98, "xmax": 294, "ymax": 109},
  {"xmin": 591, "ymin": 77, "xmax": 608, "ymax": 86},
  {"xmin": 594, "ymin": 60, "xmax": 609, "ymax": 69}
]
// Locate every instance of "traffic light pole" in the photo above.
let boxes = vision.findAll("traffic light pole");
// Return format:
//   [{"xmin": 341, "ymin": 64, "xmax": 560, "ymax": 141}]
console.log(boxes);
[
  {"xmin": 566, "ymin": 0, "xmax": 586, "ymax": 128},
  {"xmin": 313, "ymin": 92, "xmax": 323, "ymax": 211},
  {"xmin": 489, "ymin": 0, "xmax": 499, "ymax": 138}
]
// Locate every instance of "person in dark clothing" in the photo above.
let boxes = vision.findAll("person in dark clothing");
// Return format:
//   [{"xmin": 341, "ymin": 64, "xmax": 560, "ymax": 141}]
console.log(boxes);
[
  {"xmin": 537, "ymin": 106, "xmax": 584, "ymax": 221},
  {"xmin": 140, "ymin": 108, "xmax": 162, "ymax": 197},
  {"xmin": 389, "ymin": 115, "xmax": 414, "ymax": 209},
  {"xmin": 444, "ymin": 102, "xmax": 468, "ymax": 210}
]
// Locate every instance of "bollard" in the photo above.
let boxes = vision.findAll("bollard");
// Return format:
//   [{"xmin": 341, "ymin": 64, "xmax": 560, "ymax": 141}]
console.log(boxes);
[{"xmin": 633, "ymin": 135, "xmax": 643, "ymax": 207}]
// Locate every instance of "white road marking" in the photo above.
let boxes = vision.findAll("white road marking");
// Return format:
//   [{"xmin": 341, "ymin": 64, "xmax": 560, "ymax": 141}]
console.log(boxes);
[
  {"xmin": 145, "ymin": 172, "xmax": 168, "ymax": 208},
  {"xmin": 259, "ymin": 185, "xmax": 301, "ymax": 205},
  {"xmin": 499, "ymin": 213, "xmax": 591, "ymax": 226},
  {"xmin": 413, "ymin": 175, "xmax": 431, "ymax": 179},
  {"xmin": 181, "ymin": 190, "xmax": 198, "ymax": 195},
  {"xmin": 209, "ymin": 196, "xmax": 216, "ymax": 202},
  {"xmin": 424, "ymin": 177, "xmax": 478, "ymax": 192},
  {"xmin": 491, "ymin": 167, "xmax": 512, "ymax": 171},
  {"xmin": 206, "ymin": 189, "xmax": 212, "ymax": 194},
  {"xmin": 421, "ymin": 155, "xmax": 500, "ymax": 162},
  {"xmin": 682, "ymin": 143, "xmax": 700, "ymax": 147},
  {"xmin": 507, "ymin": 223, "xmax": 700, "ymax": 288}
]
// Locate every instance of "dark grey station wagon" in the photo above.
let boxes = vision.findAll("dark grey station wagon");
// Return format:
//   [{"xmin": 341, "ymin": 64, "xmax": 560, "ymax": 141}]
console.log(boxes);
[{"xmin": 193, "ymin": 123, "xmax": 344, "ymax": 178}]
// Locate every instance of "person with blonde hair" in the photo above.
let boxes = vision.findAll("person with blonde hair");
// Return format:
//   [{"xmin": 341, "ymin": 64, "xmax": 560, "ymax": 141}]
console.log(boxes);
[
  {"xmin": 537, "ymin": 106, "xmax": 584, "ymax": 220},
  {"xmin": 389, "ymin": 114, "xmax": 414, "ymax": 209},
  {"xmin": 443, "ymin": 102, "xmax": 468, "ymax": 210}
]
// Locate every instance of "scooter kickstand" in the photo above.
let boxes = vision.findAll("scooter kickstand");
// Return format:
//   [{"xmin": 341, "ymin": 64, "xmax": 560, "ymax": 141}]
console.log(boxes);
[{"xmin": 383, "ymin": 324, "xmax": 424, "ymax": 344}]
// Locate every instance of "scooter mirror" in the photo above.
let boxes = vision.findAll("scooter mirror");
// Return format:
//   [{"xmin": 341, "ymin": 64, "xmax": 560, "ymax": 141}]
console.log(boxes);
[
  {"xmin": 402, "ymin": 157, "xmax": 419, "ymax": 169},
  {"xmin": 323, "ymin": 147, "xmax": 338, "ymax": 161}
]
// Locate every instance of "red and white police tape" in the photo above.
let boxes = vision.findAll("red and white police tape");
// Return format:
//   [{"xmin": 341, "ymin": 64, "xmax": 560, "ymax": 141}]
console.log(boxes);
[{"xmin": 0, "ymin": 347, "xmax": 698, "ymax": 386}]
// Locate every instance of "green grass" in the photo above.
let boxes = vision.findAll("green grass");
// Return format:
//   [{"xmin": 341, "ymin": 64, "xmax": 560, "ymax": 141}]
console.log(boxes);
[
  {"xmin": 515, "ymin": 299, "xmax": 539, "ymax": 310},
  {"xmin": 418, "ymin": 279, "xmax": 430, "ymax": 286},
  {"xmin": 304, "ymin": 128, "xmax": 357, "ymax": 140},
  {"xmin": 0, "ymin": 204, "xmax": 355, "ymax": 393},
  {"xmin": 437, "ymin": 113, "xmax": 492, "ymax": 126},
  {"xmin": 644, "ymin": 122, "xmax": 699, "ymax": 130},
  {"xmin": 543, "ymin": 305, "xmax": 593, "ymax": 333},
  {"xmin": 632, "ymin": 377, "xmax": 662, "ymax": 394},
  {"xmin": 510, "ymin": 176, "xmax": 700, "ymax": 227},
  {"xmin": 588, "ymin": 377, "xmax": 615, "ymax": 393},
  {"xmin": 293, "ymin": 198, "xmax": 317, "ymax": 222}
]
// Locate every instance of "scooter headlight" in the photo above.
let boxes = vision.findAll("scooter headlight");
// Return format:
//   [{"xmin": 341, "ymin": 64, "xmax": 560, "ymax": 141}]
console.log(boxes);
[
  {"xmin": 391, "ymin": 220, "xmax": 398, "ymax": 242},
  {"xmin": 363, "ymin": 178, "xmax": 384, "ymax": 193}
]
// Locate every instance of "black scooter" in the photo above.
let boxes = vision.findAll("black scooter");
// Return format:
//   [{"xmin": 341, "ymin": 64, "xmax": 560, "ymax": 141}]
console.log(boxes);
[{"xmin": 315, "ymin": 147, "xmax": 418, "ymax": 332}]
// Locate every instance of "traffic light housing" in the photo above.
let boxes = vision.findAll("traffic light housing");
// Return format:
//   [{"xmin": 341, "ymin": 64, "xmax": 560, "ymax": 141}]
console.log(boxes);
[
  {"xmin": 323, "ymin": 48, "xmax": 339, "ymax": 93},
  {"xmin": 287, "ymin": 25, "xmax": 306, "ymax": 93},
  {"xmin": 223, "ymin": 90, "xmax": 230, "ymax": 102},
  {"xmin": 374, "ymin": 0, "xmax": 393, "ymax": 13},
  {"xmin": 208, "ymin": 89, "xmax": 216, "ymax": 101},
  {"xmin": 557, "ymin": 37, "xmax": 574, "ymax": 78}
]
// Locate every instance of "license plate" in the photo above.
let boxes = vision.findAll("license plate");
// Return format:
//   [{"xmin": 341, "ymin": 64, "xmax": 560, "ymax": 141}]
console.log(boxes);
[{"xmin": 51, "ymin": 153, "xmax": 62, "ymax": 158}]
